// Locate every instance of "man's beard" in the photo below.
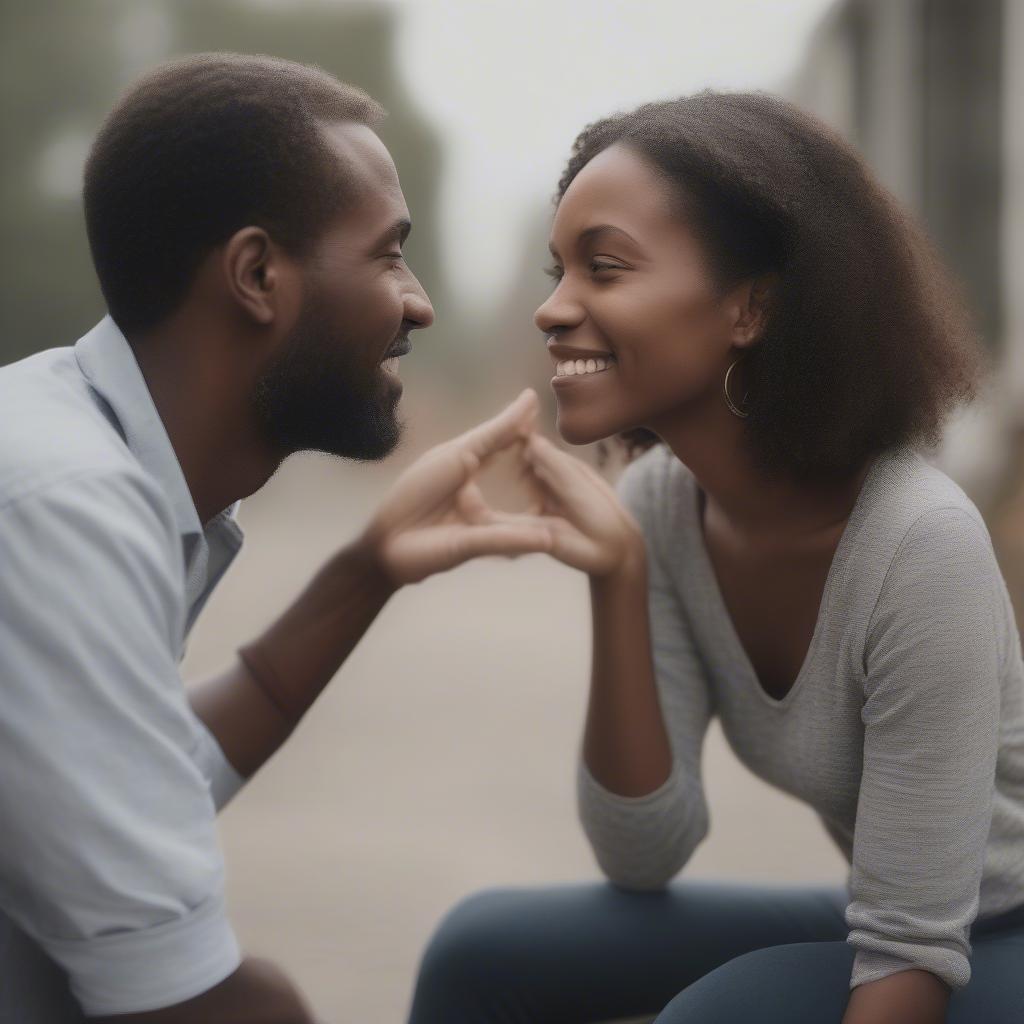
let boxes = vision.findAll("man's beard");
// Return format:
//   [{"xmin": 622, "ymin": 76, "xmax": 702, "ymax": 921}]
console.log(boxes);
[{"xmin": 253, "ymin": 296, "xmax": 403, "ymax": 461}]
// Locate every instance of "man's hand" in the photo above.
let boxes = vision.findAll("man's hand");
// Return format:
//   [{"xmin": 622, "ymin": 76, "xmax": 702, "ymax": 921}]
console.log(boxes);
[
  {"xmin": 360, "ymin": 388, "xmax": 554, "ymax": 586},
  {"xmin": 193, "ymin": 389, "xmax": 557, "ymax": 775}
]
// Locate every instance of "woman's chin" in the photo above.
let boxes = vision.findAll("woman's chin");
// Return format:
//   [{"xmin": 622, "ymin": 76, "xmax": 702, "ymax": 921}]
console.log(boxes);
[{"xmin": 554, "ymin": 410, "xmax": 620, "ymax": 447}]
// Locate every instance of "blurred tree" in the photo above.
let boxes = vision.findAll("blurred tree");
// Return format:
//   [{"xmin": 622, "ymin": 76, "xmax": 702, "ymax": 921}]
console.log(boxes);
[
  {"xmin": 0, "ymin": 0, "xmax": 121, "ymax": 363},
  {"xmin": 0, "ymin": 0, "xmax": 456, "ymax": 368}
]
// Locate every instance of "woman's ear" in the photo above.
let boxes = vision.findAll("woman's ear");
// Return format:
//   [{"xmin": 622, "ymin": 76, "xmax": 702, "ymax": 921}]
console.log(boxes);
[
  {"xmin": 729, "ymin": 272, "xmax": 778, "ymax": 349},
  {"xmin": 221, "ymin": 226, "xmax": 299, "ymax": 327}
]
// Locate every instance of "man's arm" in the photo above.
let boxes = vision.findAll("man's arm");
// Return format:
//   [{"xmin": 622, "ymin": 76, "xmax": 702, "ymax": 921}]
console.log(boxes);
[
  {"xmin": 91, "ymin": 959, "xmax": 315, "ymax": 1024},
  {"xmin": 0, "ymin": 471, "xmax": 249, "ymax": 1017},
  {"xmin": 190, "ymin": 389, "xmax": 554, "ymax": 779},
  {"xmin": 190, "ymin": 539, "xmax": 395, "ymax": 777}
]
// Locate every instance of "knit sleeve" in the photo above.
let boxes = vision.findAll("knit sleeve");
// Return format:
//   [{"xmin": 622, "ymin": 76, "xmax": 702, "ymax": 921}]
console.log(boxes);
[{"xmin": 846, "ymin": 508, "xmax": 1002, "ymax": 990}]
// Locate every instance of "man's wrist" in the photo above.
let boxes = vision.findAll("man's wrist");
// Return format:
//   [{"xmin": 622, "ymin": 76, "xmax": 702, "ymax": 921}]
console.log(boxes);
[{"xmin": 343, "ymin": 532, "xmax": 402, "ymax": 600}]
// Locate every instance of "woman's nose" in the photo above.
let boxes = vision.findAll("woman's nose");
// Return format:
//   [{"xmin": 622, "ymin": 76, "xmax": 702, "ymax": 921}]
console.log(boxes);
[{"xmin": 534, "ymin": 283, "xmax": 582, "ymax": 335}]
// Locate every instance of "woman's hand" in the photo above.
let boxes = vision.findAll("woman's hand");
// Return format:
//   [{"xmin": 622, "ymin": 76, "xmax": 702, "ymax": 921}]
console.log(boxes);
[
  {"xmin": 359, "ymin": 389, "xmax": 555, "ymax": 587},
  {"xmin": 521, "ymin": 433, "xmax": 646, "ymax": 578}
]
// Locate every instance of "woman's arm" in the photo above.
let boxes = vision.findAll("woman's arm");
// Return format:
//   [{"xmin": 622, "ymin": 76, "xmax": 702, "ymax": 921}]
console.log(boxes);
[
  {"xmin": 845, "ymin": 508, "xmax": 1003, "ymax": 1001},
  {"xmin": 842, "ymin": 969, "xmax": 950, "ymax": 1024},
  {"xmin": 526, "ymin": 438, "xmax": 714, "ymax": 887},
  {"xmin": 586, "ymin": 557, "xmax": 672, "ymax": 796}
]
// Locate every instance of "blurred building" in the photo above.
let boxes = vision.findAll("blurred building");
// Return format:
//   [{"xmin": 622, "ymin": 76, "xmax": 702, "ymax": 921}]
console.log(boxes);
[
  {"xmin": 790, "ymin": 0, "xmax": 1024, "ymax": 611},
  {"xmin": 791, "ymin": 0, "xmax": 1011, "ymax": 489}
]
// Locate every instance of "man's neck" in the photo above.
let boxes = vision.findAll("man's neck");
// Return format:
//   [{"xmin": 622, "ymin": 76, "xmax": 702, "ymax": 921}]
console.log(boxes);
[{"xmin": 129, "ymin": 318, "xmax": 282, "ymax": 526}]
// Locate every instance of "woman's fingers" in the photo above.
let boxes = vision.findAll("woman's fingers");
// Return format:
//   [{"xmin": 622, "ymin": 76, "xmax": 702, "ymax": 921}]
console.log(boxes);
[{"xmin": 523, "ymin": 435, "xmax": 608, "ymax": 526}]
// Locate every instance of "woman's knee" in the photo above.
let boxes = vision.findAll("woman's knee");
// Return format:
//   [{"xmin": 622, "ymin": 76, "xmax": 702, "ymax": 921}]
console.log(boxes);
[
  {"xmin": 653, "ymin": 941, "xmax": 853, "ymax": 1024},
  {"xmin": 414, "ymin": 887, "xmax": 558, "ymax": 998}
]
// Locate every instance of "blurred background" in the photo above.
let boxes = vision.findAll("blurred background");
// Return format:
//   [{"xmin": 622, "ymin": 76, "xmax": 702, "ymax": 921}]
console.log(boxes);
[{"xmin": 2, "ymin": 0, "xmax": 1021, "ymax": 1019}]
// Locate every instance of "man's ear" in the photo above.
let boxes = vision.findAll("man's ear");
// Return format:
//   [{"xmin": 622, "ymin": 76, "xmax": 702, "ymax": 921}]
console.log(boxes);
[
  {"xmin": 221, "ymin": 226, "xmax": 299, "ymax": 326},
  {"xmin": 728, "ymin": 272, "xmax": 778, "ymax": 350}
]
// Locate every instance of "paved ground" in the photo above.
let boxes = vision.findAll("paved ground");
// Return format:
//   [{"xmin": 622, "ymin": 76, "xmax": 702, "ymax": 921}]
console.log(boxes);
[{"xmin": 182, "ymin": 445, "xmax": 849, "ymax": 1023}]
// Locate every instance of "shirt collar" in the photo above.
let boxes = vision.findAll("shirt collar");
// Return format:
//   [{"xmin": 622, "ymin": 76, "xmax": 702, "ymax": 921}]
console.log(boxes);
[{"xmin": 73, "ymin": 316, "xmax": 227, "ymax": 544}]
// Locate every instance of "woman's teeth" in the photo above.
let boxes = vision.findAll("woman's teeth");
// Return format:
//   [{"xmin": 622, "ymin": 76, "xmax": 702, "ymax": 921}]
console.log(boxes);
[
  {"xmin": 554, "ymin": 356, "xmax": 616, "ymax": 377},
  {"xmin": 382, "ymin": 357, "xmax": 400, "ymax": 374}
]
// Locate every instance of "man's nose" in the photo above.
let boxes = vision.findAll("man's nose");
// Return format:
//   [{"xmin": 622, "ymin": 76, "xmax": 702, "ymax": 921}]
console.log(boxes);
[{"xmin": 405, "ymin": 275, "xmax": 434, "ymax": 330}]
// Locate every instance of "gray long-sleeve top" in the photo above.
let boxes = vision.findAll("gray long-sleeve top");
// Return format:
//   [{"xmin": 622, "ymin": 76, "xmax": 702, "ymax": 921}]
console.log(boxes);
[{"xmin": 577, "ymin": 444, "xmax": 1024, "ymax": 990}]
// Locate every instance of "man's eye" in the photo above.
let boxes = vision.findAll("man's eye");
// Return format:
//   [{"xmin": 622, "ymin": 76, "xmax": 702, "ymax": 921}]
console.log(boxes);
[{"xmin": 590, "ymin": 260, "xmax": 623, "ymax": 274}]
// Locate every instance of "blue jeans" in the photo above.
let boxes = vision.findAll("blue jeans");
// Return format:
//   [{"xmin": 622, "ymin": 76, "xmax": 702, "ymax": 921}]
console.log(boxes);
[{"xmin": 407, "ymin": 880, "xmax": 1024, "ymax": 1023}]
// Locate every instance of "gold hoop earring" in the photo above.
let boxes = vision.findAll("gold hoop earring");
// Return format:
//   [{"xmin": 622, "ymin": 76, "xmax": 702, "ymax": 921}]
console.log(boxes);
[{"xmin": 723, "ymin": 358, "xmax": 750, "ymax": 419}]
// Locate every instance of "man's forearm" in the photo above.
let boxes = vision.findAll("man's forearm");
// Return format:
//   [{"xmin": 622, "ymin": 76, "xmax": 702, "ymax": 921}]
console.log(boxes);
[
  {"xmin": 190, "ymin": 538, "xmax": 396, "ymax": 777},
  {"xmin": 90, "ymin": 957, "xmax": 316, "ymax": 1024},
  {"xmin": 842, "ymin": 969, "xmax": 950, "ymax": 1024}
]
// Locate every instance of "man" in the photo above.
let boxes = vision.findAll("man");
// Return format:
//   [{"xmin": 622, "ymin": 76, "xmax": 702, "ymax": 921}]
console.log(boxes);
[{"xmin": 0, "ymin": 53, "xmax": 553, "ymax": 1022}]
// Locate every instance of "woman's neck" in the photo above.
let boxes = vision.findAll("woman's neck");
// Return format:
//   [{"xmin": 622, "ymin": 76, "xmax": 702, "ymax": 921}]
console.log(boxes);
[{"xmin": 652, "ymin": 408, "xmax": 872, "ymax": 542}]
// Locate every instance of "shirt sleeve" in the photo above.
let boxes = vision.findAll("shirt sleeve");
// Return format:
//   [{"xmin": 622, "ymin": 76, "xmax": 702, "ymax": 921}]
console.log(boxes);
[
  {"xmin": 0, "ymin": 468, "xmax": 242, "ymax": 1015},
  {"xmin": 846, "ymin": 508, "xmax": 1003, "ymax": 990},
  {"xmin": 192, "ymin": 717, "xmax": 246, "ymax": 810},
  {"xmin": 577, "ymin": 452, "xmax": 715, "ymax": 890}
]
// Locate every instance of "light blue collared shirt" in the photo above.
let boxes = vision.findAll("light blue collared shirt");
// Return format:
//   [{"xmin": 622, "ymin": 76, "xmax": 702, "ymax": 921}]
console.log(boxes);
[{"xmin": 0, "ymin": 317, "xmax": 246, "ymax": 1020}]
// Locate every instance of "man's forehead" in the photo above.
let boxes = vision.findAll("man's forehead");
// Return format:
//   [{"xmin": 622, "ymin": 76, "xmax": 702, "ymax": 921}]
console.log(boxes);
[
  {"xmin": 320, "ymin": 120, "xmax": 400, "ymax": 192},
  {"xmin": 318, "ymin": 120, "xmax": 406, "ymax": 229}
]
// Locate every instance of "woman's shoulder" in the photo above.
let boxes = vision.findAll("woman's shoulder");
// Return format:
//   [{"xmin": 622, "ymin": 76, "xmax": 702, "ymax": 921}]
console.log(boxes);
[
  {"xmin": 858, "ymin": 448, "xmax": 990, "ymax": 555},
  {"xmin": 848, "ymin": 448, "xmax": 1008, "ymax": 638}
]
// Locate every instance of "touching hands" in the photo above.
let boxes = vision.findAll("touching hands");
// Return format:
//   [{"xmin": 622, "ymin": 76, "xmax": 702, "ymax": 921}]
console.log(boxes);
[
  {"xmin": 360, "ymin": 389, "xmax": 552, "ymax": 586},
  {"xmin": 359, "ymin": 388, "xmax": 645, "ymax": 587}
]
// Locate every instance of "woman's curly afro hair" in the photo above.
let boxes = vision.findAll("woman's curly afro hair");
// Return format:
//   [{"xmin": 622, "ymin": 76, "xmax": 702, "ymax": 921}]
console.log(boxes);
[{"xmin": 557, "ymin": 91, "xmax": 985, "ymax": 481}]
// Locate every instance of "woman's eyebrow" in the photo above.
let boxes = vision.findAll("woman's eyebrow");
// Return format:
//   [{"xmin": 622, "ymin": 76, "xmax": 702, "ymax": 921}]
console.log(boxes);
[
  {"xmin": 548, "ymin": 224, "xmax": 643, "ymax": 260},
  {"xmin": 576, "ymin": 224, "xmax": 641, "ymax": 248}
]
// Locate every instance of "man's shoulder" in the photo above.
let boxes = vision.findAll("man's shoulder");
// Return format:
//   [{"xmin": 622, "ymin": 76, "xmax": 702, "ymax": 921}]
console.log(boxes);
[{"xmin": 0, "ymin": 345, "xmax": 142, "ymax": 511}]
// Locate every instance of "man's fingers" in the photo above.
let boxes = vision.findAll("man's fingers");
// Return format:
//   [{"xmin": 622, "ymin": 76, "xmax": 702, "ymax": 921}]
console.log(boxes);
[
  {"xmin": 452, "ymin": 522, "xmax": 553, "ymax": 562},
  {"xmin": 454, "ymin": 481, "xmax": 494, "ymax": 525},
  {"xmin": 457, "ymin": 388, "xmax": 539, "ymax": 460}
]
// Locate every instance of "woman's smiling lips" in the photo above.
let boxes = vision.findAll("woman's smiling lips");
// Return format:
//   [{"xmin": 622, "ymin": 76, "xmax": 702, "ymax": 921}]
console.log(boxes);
[{"xmin": 547, "ymin": 339, "xmax": 618, "ymax": 387}]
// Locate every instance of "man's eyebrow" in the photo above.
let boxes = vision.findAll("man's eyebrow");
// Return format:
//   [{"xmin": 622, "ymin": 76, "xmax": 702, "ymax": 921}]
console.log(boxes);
[
  {"xmin": 549, "ymin": 223, "xmax": 641, "ymax": 257},
  {"xmin": 374, "ymin": 218, "xmax": 412, "ymax": 249}
]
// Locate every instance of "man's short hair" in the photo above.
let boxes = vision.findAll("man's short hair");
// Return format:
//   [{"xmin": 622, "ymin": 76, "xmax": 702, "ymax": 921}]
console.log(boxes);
[{"xmin": 83, "ymin": 53, "xmax": 386, "ymax": 335}]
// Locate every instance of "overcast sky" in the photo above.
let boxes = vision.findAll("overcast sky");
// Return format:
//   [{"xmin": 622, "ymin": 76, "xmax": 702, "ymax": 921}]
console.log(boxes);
[{"xmin": 392, "ymin": 0, "xmax": 836, "ymax": 309}]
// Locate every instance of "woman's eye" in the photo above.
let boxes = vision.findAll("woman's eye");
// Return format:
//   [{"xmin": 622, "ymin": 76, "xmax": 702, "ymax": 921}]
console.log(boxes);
[{"xmin": 542, "ymin": 261, "xmax": 623, "ymax": 282}]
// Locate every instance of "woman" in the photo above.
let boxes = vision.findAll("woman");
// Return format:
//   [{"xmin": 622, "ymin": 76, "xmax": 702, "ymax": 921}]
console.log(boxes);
[{"xmin": 408, "ymin": 93, "xmax": 1024, "ymax": 1024}]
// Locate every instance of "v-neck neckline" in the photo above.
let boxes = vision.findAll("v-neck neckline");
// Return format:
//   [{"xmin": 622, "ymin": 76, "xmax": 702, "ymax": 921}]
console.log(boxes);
[{"xmin": 683, "ymin": 451, "xmax": 889, "ymax": 710}]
